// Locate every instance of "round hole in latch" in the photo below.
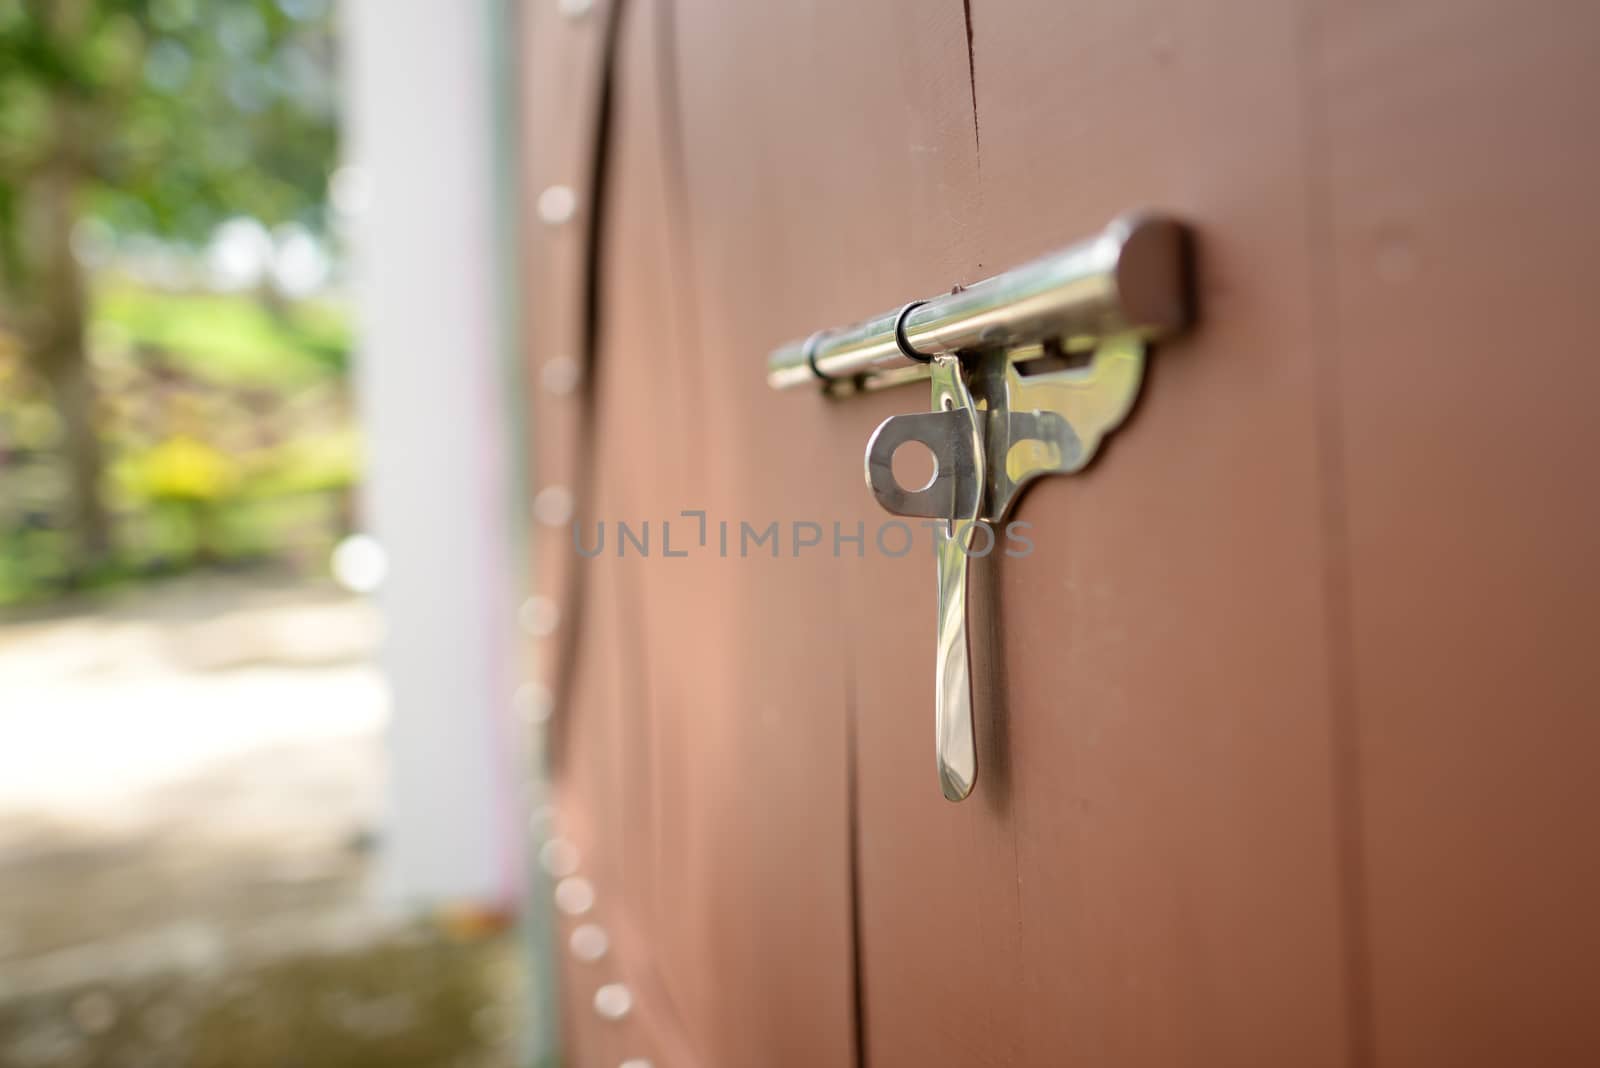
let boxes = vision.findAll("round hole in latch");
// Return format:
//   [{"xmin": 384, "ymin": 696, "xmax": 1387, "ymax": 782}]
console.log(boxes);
[{"xmin": 891, "ymin": 440, "xmax": 938, "ymax": 493}]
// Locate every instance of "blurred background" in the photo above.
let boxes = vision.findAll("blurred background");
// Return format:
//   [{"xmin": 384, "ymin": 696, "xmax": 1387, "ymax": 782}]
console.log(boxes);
[{"xmin": 1, "ymin": 2, "xmax": 538, "ymax": 1065}]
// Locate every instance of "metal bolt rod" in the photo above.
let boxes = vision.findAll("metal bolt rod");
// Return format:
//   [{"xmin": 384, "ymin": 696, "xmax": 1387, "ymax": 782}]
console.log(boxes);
[{"xmin": 766, "ymin": 213, "xmax": 1190, "ymax": 391}]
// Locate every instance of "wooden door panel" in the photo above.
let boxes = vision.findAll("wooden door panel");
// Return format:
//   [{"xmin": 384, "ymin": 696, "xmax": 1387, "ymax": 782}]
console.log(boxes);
[
  {"xmin": 578, "ymin": 2, "xmax": 872, "ymax": 1064},
  {"xmin": 657, "ymin": 2, "xmax": 990, "ymax": 1064},
  {"xmin": 573, "ymin": 4, "xmax": 697, "ymax": 1062},
  {"xmin": 539, "ymin": 0, "xmax": 1600, "ymax": 1064},
  {"xmin": 1311, "ymin": 2, "xmax": 1600, "ymax": 1062},
  {"xmin": 847, "ymin": 3, "xmax": 1351, "ymax": 1065}
]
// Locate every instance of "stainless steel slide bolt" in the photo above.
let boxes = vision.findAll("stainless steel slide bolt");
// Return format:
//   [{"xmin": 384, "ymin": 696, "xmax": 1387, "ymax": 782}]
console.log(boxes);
[{"xmin": 769, "ymin": 214, "xmax": 1195, "ymax": 800}]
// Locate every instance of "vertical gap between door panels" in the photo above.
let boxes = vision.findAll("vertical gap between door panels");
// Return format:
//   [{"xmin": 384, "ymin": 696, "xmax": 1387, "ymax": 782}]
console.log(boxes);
[
  {"xmin": 651, "ymin": 0, "xmax": 707, "ymax": 465},
  {"xmin": 959, "ymin": 0, "xmax": 981, "ymax": 161},
  {"xmin": 845, "ymin": 650, "xmax": 869, "ymax": 1068},
  {"xmin": 1295, "ymin": 3, "xmax": 1375, "ymax": 1065},
  {"xmin": 546, "ymin": 0, "xmax": 625, "ymax": 775},
  {"xmin": 592, "ymin": 2, "xmax": 706, "ymax": 1062}
]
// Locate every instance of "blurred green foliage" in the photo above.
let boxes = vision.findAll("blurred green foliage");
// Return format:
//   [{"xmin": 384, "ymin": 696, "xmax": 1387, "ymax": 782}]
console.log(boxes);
[
  {"xmin": 0, "ymin": 0, "xmax": 338, "ymax": 252},
  {"xmin": 96, "ymin": 277, "xmax": 349, "ymax": 385},
  {"xmin": 1, "ymin": 282, "xmax": 357, "ymax": 606},
  {"xmin": 0, "ymin": 0, "xmax": 349, "ymax": 606}
]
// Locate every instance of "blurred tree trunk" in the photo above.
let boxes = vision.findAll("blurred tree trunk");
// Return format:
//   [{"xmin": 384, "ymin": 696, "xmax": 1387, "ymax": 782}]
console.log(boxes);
[
  {"xmin": 0, "ymin": 2, "xmax": 113, "ymax": 577},
  {"xmin": 31, "ymin": 146, "xmax": 110, "ymax": 574},
  {"xmin": 41, "ymin": 340, "xmax": 111, "ymax": 574}
]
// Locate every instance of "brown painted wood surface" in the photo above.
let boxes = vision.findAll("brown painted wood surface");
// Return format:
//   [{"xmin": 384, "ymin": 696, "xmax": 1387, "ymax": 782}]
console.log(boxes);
[
  {"xmin": 524, "ymin": 0, "xmax": 1600, "ymax": 1064},
  {"xmin": 1310, "ymin": 3, "xmax": 1600, "ymax": 1063}
]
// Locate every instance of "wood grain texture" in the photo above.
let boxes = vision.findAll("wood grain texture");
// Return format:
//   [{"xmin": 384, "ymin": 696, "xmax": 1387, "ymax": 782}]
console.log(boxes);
[
  {"xmin": 516, "ymin": 0, "xmax": 633, "ymax": 1060},
  {"xmin": 533, "ymin": 0, "xmax": 1600, "ymax": 1064},
  {"xmin": 849, "ymin": 2, "xmax": 1351, "ymax": 1064},
  {"xmin": 667, "ymin": 9, "xmax": 991, "ymax": 1063},
  {"xmin": 556, "ymin": 0, "xmax": 866, "ymax": 1063},
  {"xmin": 1308, "ymin": 2, "xmax": 1600, "ymax": 1063}
]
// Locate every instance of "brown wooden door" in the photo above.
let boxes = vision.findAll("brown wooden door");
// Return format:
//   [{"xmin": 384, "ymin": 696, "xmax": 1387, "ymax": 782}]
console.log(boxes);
[{"xmin": 522, "ymin": 2, "xmax": 1600, "ymax": 1065}]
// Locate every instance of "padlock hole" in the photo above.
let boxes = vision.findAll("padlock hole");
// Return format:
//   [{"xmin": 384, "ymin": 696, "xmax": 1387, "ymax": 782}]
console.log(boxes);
[{"xmin": 890, "ymin": 440, "xmax": 938, "ymax": 493}]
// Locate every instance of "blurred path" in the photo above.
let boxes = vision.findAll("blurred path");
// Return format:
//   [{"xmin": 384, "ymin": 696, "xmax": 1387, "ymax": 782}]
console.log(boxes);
[
  {"xmin": 0, "ymin": 574, "xmax": 519, "ymax": 1068},
  {"xmin": 0, "ymin": 575, "xmax": 384, "ymax": 833}
]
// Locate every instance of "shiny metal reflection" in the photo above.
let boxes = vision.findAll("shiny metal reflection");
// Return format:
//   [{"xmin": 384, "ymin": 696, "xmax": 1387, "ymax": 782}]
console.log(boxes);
[
  {"xmin": 839, "ymin": 216, "xmax": 1191, "ymax": 802},
  {"xmin": 928, "ymin": 358, "xmax": 984, "ymax": 801},
  {"xmin": 767, "ymin": 213, "xmax": 1188, "ymax": 391}
]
